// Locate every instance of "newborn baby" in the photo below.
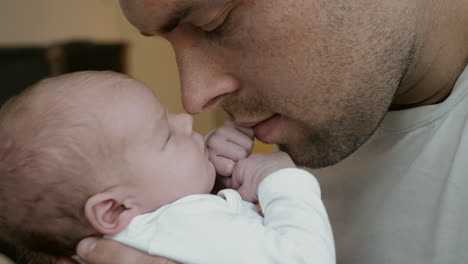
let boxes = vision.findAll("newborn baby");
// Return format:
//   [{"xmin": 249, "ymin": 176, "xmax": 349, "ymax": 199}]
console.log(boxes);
[{"xmin": 0, "ymin": 71, "xmax": 335, "ymax": 264}]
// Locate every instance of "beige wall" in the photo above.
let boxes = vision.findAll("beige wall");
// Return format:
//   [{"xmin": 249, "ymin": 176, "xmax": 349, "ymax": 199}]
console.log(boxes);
[{"xmin": 0, "ymin": 0, "xmax": 120, "ymax": 45}]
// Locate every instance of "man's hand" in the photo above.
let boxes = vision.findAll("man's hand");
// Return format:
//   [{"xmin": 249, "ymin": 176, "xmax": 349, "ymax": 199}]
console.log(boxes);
[
  {"xmin": 206, "ymin": 119, "xmax": 254, "ymax": 190},
  {"xmin": 58, "ymin": 237, "xmax": 180, "ymax": 264},
  {"xmin": 232, "ymin": 152, "xmax": 296, "ymax": 202}
]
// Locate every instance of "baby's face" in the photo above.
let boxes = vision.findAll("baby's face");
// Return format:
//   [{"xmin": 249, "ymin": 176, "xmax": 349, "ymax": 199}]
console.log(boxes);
[
  {"xmin": 139, "ymin": 111, "xmax": 216, "ymax": 210},
  {"xmin": 104, "ymin": 78, "xmax": 216, "ymax": 211}
]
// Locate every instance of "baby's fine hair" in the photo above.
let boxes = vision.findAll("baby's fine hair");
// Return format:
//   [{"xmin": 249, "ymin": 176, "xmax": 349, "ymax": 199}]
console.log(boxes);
[{"xmin": 0, "ymin": 71, "xmax": 130, "ymax": 261}]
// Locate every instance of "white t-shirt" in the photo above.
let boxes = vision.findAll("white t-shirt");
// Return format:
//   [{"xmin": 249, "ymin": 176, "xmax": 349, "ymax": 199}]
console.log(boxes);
[
  {"xmin": 314, "ymin": 65, "xmax": 468, "ymax": 263},
  {"xmin": 110, "ymin": 169, "xmax": 335, "ymax": 264}
]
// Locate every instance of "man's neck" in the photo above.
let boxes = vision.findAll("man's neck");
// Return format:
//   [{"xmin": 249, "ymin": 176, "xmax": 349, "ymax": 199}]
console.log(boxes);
[{"xmin": 390, "ymin": 0, "xmax": 468, "ymax": 111}]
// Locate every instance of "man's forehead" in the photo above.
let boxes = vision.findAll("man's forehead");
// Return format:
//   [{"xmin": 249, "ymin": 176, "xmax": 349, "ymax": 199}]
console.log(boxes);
[{"xmin": 120, "ymin": 0, "xmax": 229, "ymax": 35}]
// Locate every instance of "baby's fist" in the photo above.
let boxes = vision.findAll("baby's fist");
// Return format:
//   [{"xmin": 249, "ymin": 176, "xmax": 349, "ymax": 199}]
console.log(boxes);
[
  {"xmin": 206, "ymin": 119, "xmax": 254, "ymax": 177},
  {"xmin": 231, "ymin": 152, "xmax": 296, "ymax": 202}
]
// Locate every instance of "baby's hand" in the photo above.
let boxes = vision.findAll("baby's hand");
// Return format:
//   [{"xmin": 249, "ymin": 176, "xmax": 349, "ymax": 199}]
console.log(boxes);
[
  {"xmin": 231, "ymin": 151, "xmax": 296, "ymax": 202},
  {"xmin": 206, "ymin": 119, "xmax": 254, "ymax": 177}
]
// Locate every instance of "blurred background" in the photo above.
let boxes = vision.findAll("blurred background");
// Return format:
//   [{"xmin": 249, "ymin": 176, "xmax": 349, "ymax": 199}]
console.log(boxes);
[{"xmin": 0, "ymin": 0, "xmax": 272, "ymax": 263}]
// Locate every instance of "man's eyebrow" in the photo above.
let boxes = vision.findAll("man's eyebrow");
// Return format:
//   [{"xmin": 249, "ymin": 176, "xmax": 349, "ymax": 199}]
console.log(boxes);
[{"xmin": 142, "ymin": 3, "xmax": 194, "ymax": 36}]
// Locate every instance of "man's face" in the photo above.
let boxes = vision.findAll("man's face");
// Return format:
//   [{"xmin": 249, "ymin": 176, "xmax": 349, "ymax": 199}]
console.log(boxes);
[{"xmin": 120, "ymin": 0, "xmax": 417, "ymax": 168}]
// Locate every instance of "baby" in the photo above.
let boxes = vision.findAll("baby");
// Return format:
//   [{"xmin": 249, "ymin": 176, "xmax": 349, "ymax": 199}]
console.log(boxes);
[{"xmin": 0, "ymin": 71, "xmax": 335, "ymax": 264}]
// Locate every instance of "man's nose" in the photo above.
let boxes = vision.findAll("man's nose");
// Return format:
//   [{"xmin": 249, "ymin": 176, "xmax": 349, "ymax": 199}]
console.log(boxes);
[{"xmin": 175, "ymin": 46, "xmax": 239, "ymax": 115}]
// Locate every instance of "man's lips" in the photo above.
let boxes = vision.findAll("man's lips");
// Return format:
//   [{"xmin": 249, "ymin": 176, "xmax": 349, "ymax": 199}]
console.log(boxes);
[{"xmin": 238, "ymin": 114, "xmax": 281, "ymax": 142}]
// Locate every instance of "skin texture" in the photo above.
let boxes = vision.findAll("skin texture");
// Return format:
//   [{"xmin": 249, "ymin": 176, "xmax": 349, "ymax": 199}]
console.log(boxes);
[
  {"xmin": 119, "ymin": 0, "xmax": 468, "ymax": 168},
  {"xmin": 206, "ymin": 119, "xmax": 254, "ymax": 176},
  {"xmin": 72, "ymin": 0, "xmax": 468, "ymax": 263},
  {"xmin": 76, "ymin": 238, "xmax": 180, "ymax": 264},
  {"xmin": 102, "ymin": 79, "xmax": 217, "ymax": 211},
  {"xmin": 230, "ymin": 152, "xmax": 296, "ymax": 202}
]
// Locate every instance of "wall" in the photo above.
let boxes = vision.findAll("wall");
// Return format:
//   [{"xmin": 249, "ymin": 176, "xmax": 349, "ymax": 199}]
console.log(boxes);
[{"xmin": 0, "ymin": 0, "xmax": 120, "ymax": 45}]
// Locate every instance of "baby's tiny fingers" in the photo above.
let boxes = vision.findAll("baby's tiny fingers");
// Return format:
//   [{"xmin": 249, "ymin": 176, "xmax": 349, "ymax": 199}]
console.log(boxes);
[
  {"xmin": 213, "ymin": 125, "xmax": 254, "ymax": 151},
  {"xmin": 209, "ymin": 154, "xmax": 236, "ymax": 177},
  {"xmin": 234, "ymin": 124, "xmax": 255, "ymax": 139}
]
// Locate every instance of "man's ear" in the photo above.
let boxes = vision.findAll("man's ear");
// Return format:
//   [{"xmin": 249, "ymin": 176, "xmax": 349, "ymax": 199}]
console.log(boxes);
[{"xmin": 84, "ymin": 188, "xmax": 141, "ymax": 235}]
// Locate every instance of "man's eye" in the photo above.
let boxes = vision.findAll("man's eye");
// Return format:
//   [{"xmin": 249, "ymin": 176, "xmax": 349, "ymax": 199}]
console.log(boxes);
[{"xmin": 204, "ymin": 11, "xmax": 234, "ymax": 41}]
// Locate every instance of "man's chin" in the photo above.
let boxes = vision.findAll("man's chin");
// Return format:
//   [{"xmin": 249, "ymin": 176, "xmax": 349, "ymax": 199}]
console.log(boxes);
[
  {"xmin": 278, "ymin": 142, "xmax": 350, "ymax": 169},
  {"xmin": 272, "ymin": 118, "xmax": 363, "ymax": 168}
]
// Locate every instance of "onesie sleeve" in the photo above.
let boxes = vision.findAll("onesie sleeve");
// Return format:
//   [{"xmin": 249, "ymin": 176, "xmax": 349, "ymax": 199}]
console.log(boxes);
[{"xmin": 257, "ymin": 168, "xmax": 335, "ymax": 263}]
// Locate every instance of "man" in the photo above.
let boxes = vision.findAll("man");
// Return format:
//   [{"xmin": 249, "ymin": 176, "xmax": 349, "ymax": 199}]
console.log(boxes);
[{"xmin": 64, "ymin": 0, "xmax": 468, "ymax": 263}]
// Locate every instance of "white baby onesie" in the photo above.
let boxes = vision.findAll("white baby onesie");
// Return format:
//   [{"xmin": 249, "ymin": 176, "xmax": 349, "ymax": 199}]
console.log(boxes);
[{"xmin": 110, "ymin": 168, "xmax": 335, "ymax": 264}]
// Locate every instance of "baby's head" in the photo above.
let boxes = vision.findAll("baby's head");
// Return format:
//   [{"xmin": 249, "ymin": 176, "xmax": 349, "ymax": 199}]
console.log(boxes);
[{"xmin": 0, "ymin": 71, "xmax": 215, "ymax": 260}]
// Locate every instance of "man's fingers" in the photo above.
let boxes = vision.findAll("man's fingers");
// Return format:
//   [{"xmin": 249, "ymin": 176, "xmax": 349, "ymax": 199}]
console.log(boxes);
[{"xmin": 77, "ymin": 237, "xmax": 179, "ymax": 264}]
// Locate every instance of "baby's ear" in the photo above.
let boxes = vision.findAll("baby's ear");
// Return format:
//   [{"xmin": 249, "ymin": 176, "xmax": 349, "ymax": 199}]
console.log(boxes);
[{"xmin": 84, "ymin": 188, "xmax": 141, "ymax": 235}]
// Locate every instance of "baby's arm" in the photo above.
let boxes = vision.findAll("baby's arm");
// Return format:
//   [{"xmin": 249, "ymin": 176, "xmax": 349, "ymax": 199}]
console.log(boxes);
[
  {"xmin": 232, "ymin": 152, "xmax": 336, "ymax": 263},
  {"xmin": 259, "ymin": 168, "xmax": 335, "ymax": 263},
  {"xmin": 205, "ymin": 119, "xmax": 254, "ymax": 191},
  {"xmin": 207, "ymin": 121, "xmax": 334, "ymax": 262}
]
